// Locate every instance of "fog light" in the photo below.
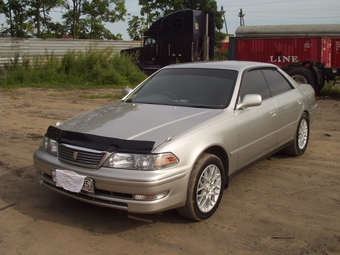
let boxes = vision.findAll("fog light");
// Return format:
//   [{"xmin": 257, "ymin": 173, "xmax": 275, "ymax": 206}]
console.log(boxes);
[{"xmin": 133, "ymin": 191, "xmax": 169, "ymax": 201}]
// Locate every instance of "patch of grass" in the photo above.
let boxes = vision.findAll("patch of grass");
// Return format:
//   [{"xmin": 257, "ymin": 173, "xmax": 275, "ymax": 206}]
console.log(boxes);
[
  {"xmin": 214, "ymin": 50, "xmax": 229, "ymax": 60},
  {"xmin": 319, "ymin": 79, "xmax": 340, "ymax": 97},
  {"xmin": 0, "ymin": 47, "xmax": 147, "ymax": 89}
]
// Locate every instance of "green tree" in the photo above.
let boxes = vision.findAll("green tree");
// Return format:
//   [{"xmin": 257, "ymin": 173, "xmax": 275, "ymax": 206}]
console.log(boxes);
[
  {"xmin": 0, "ymin": 0, "xmax": 5, "ymax": 12},
  {"xmin": 63, "ymin": 0, "xmax": 126, "ymax": 39},
  {"xmin": 27, "ymin": 0, "xmax": 65, "ymax": 37},
  {"xmin": 62, "ymin": 0, "xmax": 84, "ymax": 38},
  {"xmin": 46, "ymin": 21, "xmax": 69, "ymax": 37},
  {"xmin": 127, "ymin": 14, "xmax": 146, "ymax": 41},
  {"xmin": 81, "ymin": 0, "xmax": 126, "ymax": 39},
  {"xmin": 0, "ymin": 0, "xmax": 66, "ymax": 37},
  {"xmin": 0, "ymin": 0, "xmax": 6, "ymax": 32},
  {"xmin": 0, "ymin": 0, "xmax": 34, "ymax": 37}
]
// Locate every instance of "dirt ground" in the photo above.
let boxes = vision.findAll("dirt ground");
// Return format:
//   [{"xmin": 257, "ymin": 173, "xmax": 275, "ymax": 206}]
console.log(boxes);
[{"xmin": 0, "ymin": 88, "xmax": 339, "ymax": 255}]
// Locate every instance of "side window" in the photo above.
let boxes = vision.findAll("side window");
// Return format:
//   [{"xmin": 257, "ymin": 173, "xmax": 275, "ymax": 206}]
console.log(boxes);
[
  {"xmin": 262, "ymin": 69, "xmax": 293, "ymax": 96},
  {"xmin": 240, "ymin": 69, "xmax": 271, "ymax": 100},
  {"xmin": 144, "ymin": 37, "xmax": 156, "ymax": 46}
]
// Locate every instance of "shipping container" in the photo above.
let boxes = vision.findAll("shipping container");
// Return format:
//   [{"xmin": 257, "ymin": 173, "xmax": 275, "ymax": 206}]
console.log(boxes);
[
  {"xmin": 332, "ymin": 38, "xmax": 340, "ymax": 67},
  {"xmin": 233, "ymin": 37, "xmax": 333, "ymax": 66},
  {"xmin": 230, "ymin": 24, "xmax": 340, "ymax": 92}
]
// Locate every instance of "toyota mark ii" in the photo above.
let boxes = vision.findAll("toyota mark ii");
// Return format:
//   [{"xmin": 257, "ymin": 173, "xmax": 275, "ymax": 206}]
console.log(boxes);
[{"xmin": 33, "ymin": 61, "xmax": 318, "ymax": 221}]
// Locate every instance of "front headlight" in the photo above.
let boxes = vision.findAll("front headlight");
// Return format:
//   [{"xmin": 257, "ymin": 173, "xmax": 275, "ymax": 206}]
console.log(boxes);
[
  {"xmin": 104, "ymin": 152, "xmax": 179, "ymax": 170},
  {"xmin": 41, "ymin": 136, "xmax": 58, "ymax": 156}
]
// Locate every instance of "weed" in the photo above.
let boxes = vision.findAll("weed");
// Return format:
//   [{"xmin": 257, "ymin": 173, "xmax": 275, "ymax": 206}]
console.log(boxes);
[
  {"xmin": 0, "ymin": 47, "xmax": 147, "ymax": 89},
  {"xmin": 319, "ymin": 79, "xmax": 340, "ymax": 96}
]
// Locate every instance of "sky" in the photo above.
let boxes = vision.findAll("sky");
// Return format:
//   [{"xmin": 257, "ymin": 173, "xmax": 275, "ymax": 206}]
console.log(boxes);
[
  {"xmin": 112, "ymin": 0, "xmax": 340, "ymax": 40},
  {"xmin": 1, "ymin": 0, "xmax": 340, "ymax": 40}
]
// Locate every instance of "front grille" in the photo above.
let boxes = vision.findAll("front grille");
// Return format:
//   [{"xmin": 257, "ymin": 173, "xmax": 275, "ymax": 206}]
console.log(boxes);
[{"xmin": 58, "ymin": 144, "xmax": 106, "ymax": 167}]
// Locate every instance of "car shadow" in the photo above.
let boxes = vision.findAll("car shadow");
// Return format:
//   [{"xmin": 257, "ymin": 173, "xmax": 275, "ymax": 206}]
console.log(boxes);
[
  {"xmin": 0, "ymin": 150, "xmax": 294, "ymax": 233},
  {"xmin": 0, "ymin": 164, "xmax": 195, "ymax": 235}
]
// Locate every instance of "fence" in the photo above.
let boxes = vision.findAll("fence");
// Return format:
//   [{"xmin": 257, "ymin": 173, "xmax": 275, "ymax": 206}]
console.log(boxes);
[{"xmin": 0, "ymin": 37, "xmax": 140, "ymax": 68}]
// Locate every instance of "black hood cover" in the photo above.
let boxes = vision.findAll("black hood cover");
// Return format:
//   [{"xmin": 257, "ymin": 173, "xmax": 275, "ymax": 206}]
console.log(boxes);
[{"xmin": 45, "ymin": 126, "xmax": 155, "ymax": 153}]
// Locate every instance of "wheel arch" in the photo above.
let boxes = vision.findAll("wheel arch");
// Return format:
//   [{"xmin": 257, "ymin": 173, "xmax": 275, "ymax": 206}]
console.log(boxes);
[
  {"xmin": 298, "ymin": 109, "xmax": 310, "ymax": 125},
  {"xmin": 302, "ymin": 110, "xmax": 310, "ymax": 120},
  {"xmin": 201, "ymin": 145, "xmax": 230, "ymax": 189}
]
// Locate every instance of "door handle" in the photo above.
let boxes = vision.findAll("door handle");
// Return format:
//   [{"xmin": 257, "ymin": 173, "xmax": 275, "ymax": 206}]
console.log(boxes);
[{"xmin": 270, "ymin": 110, "xmax": 277, "ymax": 117}]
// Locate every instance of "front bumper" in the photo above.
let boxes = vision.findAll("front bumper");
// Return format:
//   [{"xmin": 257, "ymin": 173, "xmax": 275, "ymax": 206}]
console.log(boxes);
[{"xmin": 33, "ymin": 149, "xmax": 189, "ymax": 214}]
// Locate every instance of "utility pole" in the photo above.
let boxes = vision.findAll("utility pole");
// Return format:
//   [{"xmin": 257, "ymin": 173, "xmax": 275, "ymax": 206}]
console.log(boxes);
[
  {"xmin": 221, "ymin": 6, "xmax": 228, "ymax": 34},
  {"xmin": 238, "ymin": 8, "xmax": 245, "ymax": 26}
]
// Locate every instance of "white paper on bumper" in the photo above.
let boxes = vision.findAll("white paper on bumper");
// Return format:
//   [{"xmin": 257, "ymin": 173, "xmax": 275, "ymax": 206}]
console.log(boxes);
[{"xmin": 55, "ymin": 169, "xmax": 86, "ymax": 193}]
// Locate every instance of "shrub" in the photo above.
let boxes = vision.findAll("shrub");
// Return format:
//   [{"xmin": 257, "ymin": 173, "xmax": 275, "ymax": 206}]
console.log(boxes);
[
  {"xmin": 214, "ymin": 50, "xmax": 229, "ymax": 60},
  {"xmin": 0, "ymin": 47, "xmax": 147, "ymax": 89},
  {"xmin": 319, "ymin": 78, "xmax": 340, "ymax": 96}
]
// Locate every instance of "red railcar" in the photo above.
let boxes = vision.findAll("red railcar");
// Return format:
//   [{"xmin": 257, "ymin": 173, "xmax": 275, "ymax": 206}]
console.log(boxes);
[
  {"xmin": 332, "ymin": 38, "xmax": 340, "ymax": 67},
  {"xmin": 230, "ymin": 24, "xmax": 340, "ymax": 91},
  {"xmin": 234, "ymin": 37, "xmax": 332, "ymax": 66}
]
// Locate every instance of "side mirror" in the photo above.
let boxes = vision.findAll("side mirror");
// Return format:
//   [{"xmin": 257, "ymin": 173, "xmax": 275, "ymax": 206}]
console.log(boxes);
[{"xmin": 236, "ymin": 94, "xmax": 262, "ymax": 110}]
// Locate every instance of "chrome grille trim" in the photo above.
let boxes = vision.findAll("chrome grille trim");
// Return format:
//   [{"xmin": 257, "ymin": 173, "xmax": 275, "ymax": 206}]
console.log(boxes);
[{"xmin": 58, "ymin": 143, "xmax": 107, "ymax": 167}]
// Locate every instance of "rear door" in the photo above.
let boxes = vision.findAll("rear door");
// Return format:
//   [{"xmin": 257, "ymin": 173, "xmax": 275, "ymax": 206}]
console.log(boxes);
[{"xmin": 262, "ymin": 68, "xmax": 303, "ymax": 148}]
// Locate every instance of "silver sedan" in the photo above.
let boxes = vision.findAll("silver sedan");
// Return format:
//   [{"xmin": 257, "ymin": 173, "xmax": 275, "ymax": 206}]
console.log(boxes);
[{"xmin": 33, "ymin": 61, "xmax": 318, "ymax": 221}]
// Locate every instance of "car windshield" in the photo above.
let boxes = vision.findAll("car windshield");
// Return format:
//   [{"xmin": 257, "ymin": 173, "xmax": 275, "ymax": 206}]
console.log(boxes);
[{"xmin": 125, "ymin": 68, "xmax": 238, "ymax": 109}]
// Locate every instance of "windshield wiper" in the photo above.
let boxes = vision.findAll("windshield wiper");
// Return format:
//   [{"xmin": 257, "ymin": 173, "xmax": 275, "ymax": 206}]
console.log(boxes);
[{"xmin": 191, "ymin": 105, "xmax": 217, "ymax": 109}]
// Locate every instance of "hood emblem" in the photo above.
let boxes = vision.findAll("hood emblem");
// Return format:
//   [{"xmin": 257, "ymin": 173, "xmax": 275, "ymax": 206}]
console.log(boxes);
[{"xmin": 73, "ymin": 152, "xmax": 78, "ymax": 160}]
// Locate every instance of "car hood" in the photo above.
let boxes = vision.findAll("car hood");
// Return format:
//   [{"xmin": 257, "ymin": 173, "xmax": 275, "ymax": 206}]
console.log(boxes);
[{"xmin": 59, "ymin": 102, "xmax": 222, "ymax": 148}]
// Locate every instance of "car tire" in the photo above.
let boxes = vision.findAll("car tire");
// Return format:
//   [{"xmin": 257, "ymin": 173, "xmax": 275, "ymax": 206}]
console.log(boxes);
[
  {"xmin": 284, "ymin": 112, "xmax": 310, "ymax": 156},
  {"xmin": 176, "ymin": 153, "xmax": 225, "ymax": 221},
  {"xmin": 285, "ymin": 68, "xmax": 318, "ymax": 92}
]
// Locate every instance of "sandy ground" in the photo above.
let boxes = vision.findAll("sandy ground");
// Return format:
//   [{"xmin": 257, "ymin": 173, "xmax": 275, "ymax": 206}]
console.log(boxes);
[{"xmin": 0, "ymin": 88, "xmax": 339, "ymax": 255}]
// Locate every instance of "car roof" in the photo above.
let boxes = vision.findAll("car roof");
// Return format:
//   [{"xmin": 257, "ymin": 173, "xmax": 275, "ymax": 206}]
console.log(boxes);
[{"xmin": 162, "ymin": 60, "xmax": 278, "ymax": 72}]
